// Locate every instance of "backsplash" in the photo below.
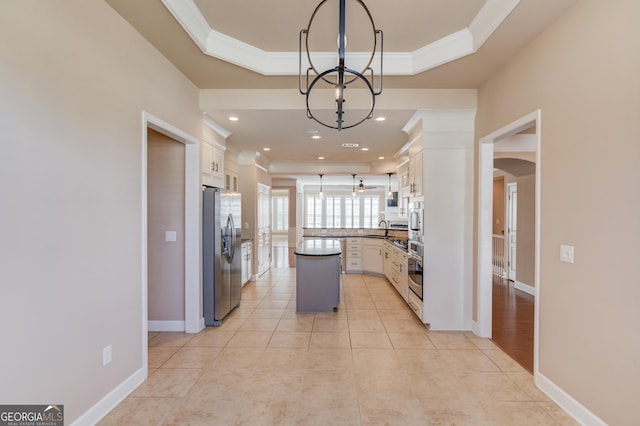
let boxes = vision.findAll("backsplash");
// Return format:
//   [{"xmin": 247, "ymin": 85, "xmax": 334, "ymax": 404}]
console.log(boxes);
[{"xmin": 302, "ymin": 228, "xmax": 408, "ymax": 240}]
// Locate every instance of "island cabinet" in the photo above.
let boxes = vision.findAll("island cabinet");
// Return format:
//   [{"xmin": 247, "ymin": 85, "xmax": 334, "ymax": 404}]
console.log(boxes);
[
  {"xmin": 362, "ymin": 238, "xmax": 383, "ymax": 275},
  {"xmin": 294, "ymin": 239, "xmax": 342, "ymax": 312}
]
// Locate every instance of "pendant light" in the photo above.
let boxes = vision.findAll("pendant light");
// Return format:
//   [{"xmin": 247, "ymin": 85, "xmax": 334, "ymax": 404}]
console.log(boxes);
[
  {"xmin": 358, "ymin": 179, "xmax": 365, "ymax": 193},
  {"xmin": 387, "ymin": 172, "xmax": 393, "ymax": 198},
  {"xmin": 351, "ymin": 174, "xmax": 357, "ymax": 196},
  {"xmin": 318, "ymin": 173, "xmax": 324, "ymax": 197},
  {"xmin": 299, "ymin": 0, "xmax": 383, "ymax": 130}
]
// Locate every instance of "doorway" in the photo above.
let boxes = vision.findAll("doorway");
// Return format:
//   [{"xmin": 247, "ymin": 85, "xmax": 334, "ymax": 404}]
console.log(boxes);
[
  {"xmin": 147, "ymin": 129, "xmax": 186, "ymax": 331},
  {"xmin": 141, "ymin": 112, "xmax": 200, "ymax": 372},
  {"xmin": 477, "ymin": 110, "xmax": 541, "ymax": 374}
]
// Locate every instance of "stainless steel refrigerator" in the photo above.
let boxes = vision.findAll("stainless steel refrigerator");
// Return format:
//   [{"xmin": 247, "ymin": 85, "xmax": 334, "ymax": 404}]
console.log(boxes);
[{"xmin": 203, "ymin": 186, "xmax": 242, "ymax": 326}]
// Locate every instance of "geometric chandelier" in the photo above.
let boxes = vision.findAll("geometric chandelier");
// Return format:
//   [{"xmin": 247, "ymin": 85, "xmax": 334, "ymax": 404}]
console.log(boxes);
[{"xmin": 299, "ymin": 0, "xmax": 383, "ymax": 131}]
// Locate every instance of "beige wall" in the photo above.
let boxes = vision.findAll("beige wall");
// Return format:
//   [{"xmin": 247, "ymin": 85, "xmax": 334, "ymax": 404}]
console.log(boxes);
[
  {"xmin": 476, "ymin": 0, "xmax": 640, "ymax": 422},
  {"xmin": 492, "ymin": 177, "xmax": 505, "ymax": 235},
  {"xmin": 515, "ymin": 174, "xmax": 535, "ymax": 288},
  {"xmin": 147, "ymin": 129, "xmax": 185, "ymax": 321},
  {"xmin": 0, "ymin": 1, "xmax": 202, "ymax": 422}
]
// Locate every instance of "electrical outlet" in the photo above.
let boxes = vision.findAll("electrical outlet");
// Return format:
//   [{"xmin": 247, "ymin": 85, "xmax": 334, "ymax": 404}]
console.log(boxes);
[
  {"xmin": 560, "ymin": 244, "xmax": 574, "ymax": 264},
  {"xmin": 103, "ymin": 345, "xmax": 112, "ymax": 366}
]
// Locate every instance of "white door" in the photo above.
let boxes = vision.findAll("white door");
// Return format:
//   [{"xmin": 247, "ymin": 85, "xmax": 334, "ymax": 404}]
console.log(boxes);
[
  {"xmin": 507, "ymin": 183, "xmax": 517, "ymax": 281},
  {"xmin": 257, "ymin": 183, "xmax": 271, "ymax": 276}
]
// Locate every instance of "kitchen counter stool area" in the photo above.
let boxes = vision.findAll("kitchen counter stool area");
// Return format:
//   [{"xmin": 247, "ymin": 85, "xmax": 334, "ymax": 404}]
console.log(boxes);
[{"xmin": 98, "ymin": 267, "xmax": 575, "ymax": 425}]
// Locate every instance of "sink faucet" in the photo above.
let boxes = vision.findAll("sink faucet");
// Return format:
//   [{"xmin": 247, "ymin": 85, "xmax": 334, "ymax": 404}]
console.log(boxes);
[{"xmin": 378, "ymin": 219, "xmax": 389, "ymax": 237}]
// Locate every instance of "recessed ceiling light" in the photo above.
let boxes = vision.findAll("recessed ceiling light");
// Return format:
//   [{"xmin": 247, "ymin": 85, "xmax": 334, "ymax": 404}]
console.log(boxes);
[
  {"xmin": 375, "ymin": 117, "xmax": 386, "ymax": 122},
  {"xmin": 378, "ymin": 156, "xmax": 385, "ymax": 160},
  {"xmin": 311, "ymin": 135, "xmax": 322, "ymax": 140},
  {"xmin": 341, "ymin": 143, "xmax": 359, "ymax": 148},
  {"xmin": 318, "ymin": 156, "xmax": 325, "ymax": 160},
  {"xmin": 263, "ymin": 147, "xmax": 270, "ymax": 151},
  {"xmin": 228, "ymin": 116, "xmax": 239, "ymax": 121},
  {"xmin": 361, "ymin": 147, "xmax": 369, "ymax": 151}
]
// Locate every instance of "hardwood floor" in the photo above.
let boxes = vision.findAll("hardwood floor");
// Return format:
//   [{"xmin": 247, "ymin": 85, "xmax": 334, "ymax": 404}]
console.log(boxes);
[{"xmin": 491, "ymin": 275, "xmax": 535, "ymax": 373}]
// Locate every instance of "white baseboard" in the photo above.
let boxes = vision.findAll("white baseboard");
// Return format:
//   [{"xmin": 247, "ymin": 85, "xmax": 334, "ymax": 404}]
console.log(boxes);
[
  {"xmin": 148, "ymin": 320, "xmax": 185, "ymax": 332},
  {"xmin": 199, "ymin": 317, "xmax": 205, "ymax": 330},
  {"xmin": 536, "ymin": 371, "xmax": 606, "ymax": 426},
  {"xmin": 471, "ymin": 320, "xmax": 482, "ymax": 336},
  {"xmin": 71, "ymin": 367, "xmax": 146, "ymax": 426},
  {"xmin": 514, "ymin": 280, "xmax": 535, "ymax": 296}
]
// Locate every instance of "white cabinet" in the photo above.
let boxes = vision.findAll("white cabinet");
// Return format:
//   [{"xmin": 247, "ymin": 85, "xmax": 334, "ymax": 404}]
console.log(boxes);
[
  {"xmin": 383, "ymin": 241, "xmax": 408, "ymax": 302},
  {"xmin": 345, "ymin": 238, "xmax": 362, "ymax": 273},
  {"xmin": 201, "ymin": 141, "xmax": 225, "ymax": 187},
  {"xmin": 397, "ymin": 250, "xmax": 408, "ymax": 302},
  {"xmin": 383, "ymin": 244, "xmax": 393, "ymax": 281},
  {"xmin": 225, "ymin": 171, "xmax": 238, "ymax": 192},
  {"xmin": 397, "ymin": 170, "xmax": 410, "ymax": 217},
  {"xmin": 408, "ymin": 150, "xmax": 423, "ymax": 197},
  {"xmin": 241, "ymin": 240, "xmax": 253, "ymax": 285},
  {"xmin": 362, "ymin": 239, "xmax": 383, "ymax": 275},
  {"xmin": 407, "ymin": 288, "xmax": 423, "ymax": 320}
]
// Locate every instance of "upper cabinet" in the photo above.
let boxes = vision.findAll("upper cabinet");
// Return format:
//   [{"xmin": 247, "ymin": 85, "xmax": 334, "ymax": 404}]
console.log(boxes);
[
  {"xmin": 201, "ymin": 140, "xmax": 225, "ymax": 188},
  {"xmin": 408, "ymin": 150, "xmax": 423, "ymax": 197},
  {"xmin": 397, "ymin": 169, "xmax": 410, "ymax": 217},
  {"xmin": 225, "ymin": 171, "xmax": 238, "ymax": 192}
]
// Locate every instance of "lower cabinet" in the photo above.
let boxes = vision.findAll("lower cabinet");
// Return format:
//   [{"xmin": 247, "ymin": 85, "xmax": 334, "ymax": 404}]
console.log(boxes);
[
  {"xmin": 345, "ymin": 238, "xmax": 362, "ymax": 273},
  {"xmin": 241, "ymin": 240, "xmax": 253, "ymax": 285},
  {"xmin": 383, "ymin": 241, "xmax": 409, "ymax": 302},
  {"xmin": 383, "ymin": 245, "xmax": 393, "ymax": 281},
  {"xmin": 407, "ymin": 289, "xmax": 423, "ymax": 320},
  {"xmin": 362, "ymin": 239, "xmax": 383, "ymax": 275}
]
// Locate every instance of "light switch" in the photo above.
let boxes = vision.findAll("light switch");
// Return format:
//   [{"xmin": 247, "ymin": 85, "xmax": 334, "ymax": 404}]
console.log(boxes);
[
  {"xmin": 560, "ymin": 244, "xmax": 574, "ymax": 263},
  {"xmin": 165, "ymin": 231, "xmax": 177, "ymax": 242}
]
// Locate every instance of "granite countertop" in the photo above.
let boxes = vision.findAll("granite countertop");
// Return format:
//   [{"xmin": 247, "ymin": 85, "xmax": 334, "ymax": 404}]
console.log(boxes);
[
  {"xmin": 302, "ymin": 234, "xmax": 408, "ymax": 251},
  {"xmin": 294, "ymin": 239, "xmax": 342, "ymax": 256}
]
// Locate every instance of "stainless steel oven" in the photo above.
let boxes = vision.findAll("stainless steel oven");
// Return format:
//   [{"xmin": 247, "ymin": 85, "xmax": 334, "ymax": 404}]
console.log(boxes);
[{"xmin": 407, "ymin": 241, "xmax": 423, "ymax": 299}]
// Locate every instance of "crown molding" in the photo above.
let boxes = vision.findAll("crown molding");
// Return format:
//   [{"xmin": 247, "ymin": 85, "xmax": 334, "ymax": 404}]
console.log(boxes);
[
  {"xmin": 162, "ymin": 0, "xmax": 520, "ymax": 76},
  {"xmin": 202, "ymin": 116, "xmax": 231, "ymax": 140}
]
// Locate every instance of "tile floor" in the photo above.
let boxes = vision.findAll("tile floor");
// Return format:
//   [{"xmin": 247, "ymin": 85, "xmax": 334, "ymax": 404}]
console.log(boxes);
[{"xmin": 99, "ymin": 268, "xmax": 577, "ymax": 425}]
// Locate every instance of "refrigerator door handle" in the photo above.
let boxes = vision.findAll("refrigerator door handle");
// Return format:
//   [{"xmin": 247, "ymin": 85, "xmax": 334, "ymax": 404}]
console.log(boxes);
[{"xmin": 228, "ymin": 214, "xmax": 236, "ymax": 262}]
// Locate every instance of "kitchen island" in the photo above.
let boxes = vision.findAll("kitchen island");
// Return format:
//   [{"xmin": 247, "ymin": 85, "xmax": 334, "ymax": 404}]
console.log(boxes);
[{"xmin": 294, "ymin": 239, "xmax": 342, "ymax": 312}]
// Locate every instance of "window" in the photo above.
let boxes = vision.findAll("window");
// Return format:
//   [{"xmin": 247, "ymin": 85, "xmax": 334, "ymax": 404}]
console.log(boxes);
[
  {"xmin": 362, "ymin": 196, "xmax": 380, "ymax": 228},
  {"xmin": 325, "ymin": 196, "xmax": 341, "ymax": 228},
  {"xmin": 272, "ymin": 195, "xmax": 288, "ymax": 232},
  {"xmin": 306, "ymin": 196, "xmax": 323, "ymax": 228},
  {"xmin": 345, "ymin": 197, "xmax": 360, "ymax": 228},
  {"xmin": 305, "ymin": 194, "xmax": 380, "ymax": 228}
]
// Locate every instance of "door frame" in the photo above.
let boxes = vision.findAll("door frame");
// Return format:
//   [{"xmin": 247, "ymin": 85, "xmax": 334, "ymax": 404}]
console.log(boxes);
[
  {"xmin": 141, "ymin": 111, "xmax": 201, "ymax": 370},
  {"xmin": 506, "ymin": 182, "xmax": 517, "ymax": 281},
  {"xmin": 475, "ymin": 109, "xmax": 541, "ymax": 374}
]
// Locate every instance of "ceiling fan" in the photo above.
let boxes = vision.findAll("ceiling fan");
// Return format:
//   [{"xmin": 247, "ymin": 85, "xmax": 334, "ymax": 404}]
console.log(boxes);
[{"xmin": 358, "ymin": 179, "xmax": 378, "ymax": 191}]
